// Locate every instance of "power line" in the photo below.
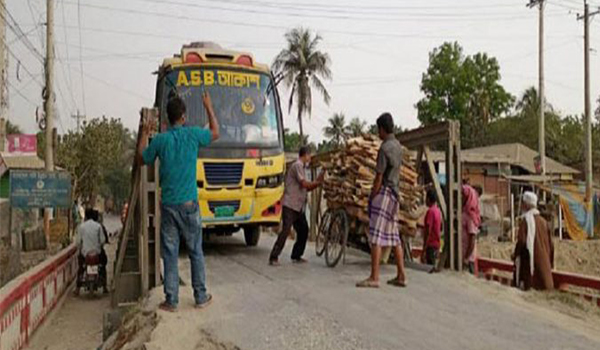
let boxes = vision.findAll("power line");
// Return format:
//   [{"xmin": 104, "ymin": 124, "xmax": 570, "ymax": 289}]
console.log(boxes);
[
  {"xmin": 60, "ymin": 0, "xmax": 77, "ymax": 110},
  {"xmin": 0, "ymin": 2, "xmax": 44, "ymax": 64},
  {"xmin": 0, "ymin": 34, "xmax": 44, "ymax": 88},
  {"xmin": 60, "ymin": 1, "xmax": 569, "ymax": 41},
  {"xmin": 127, "ymin": 0, "xmax": 549, "ymax": 21},
  {"xmin": 7, "ymin": 79, "xmax": 38, "ymax": 107}
]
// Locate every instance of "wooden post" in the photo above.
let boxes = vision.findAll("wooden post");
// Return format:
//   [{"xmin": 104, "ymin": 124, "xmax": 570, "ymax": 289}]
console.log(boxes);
[
  {"xmin": 446, "ymin": 125, "xmax": 456, "ymax": 271},
  {"xmin": 140, "ymin": 164, "xmax": 149, "ymax": 297},
  {"xmin": 510, "ymin": 193, "xmax": 515, "ymax": 242},
  {"xmin": 424, "ymin": 145, "xmax": 447, "ymax": 219},
  {"xmin": 558, "ymin": 199, "xmax": 563, "ymax": 240},
  {"xmin": 309, "ymin": 167, "xmax": 318, "ymax": 241},
  {"xmin": 153, "ymin": 160, "xmax": 161, "ymax": 287},
  {"xmin": 453, "ymin": 122, "xmax": 463, "ymax": 272}
]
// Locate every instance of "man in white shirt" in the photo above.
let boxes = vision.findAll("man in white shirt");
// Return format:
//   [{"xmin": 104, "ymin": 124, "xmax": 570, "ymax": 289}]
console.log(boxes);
[{"xmin": 75, "ymin": 209, "xmax": 106, "ymax": 295}]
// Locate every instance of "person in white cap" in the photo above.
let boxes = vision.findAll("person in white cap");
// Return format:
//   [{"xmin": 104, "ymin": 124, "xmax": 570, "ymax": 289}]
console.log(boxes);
[{"xmin": 512, "ymin": 191, "xmax": 554, "ymax": 290}]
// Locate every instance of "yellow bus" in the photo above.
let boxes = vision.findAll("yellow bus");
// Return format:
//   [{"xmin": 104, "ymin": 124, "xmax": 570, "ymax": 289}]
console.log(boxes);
[{"xmin": 154, "ymin": 42, "xmax": 284, "ymax": 246}]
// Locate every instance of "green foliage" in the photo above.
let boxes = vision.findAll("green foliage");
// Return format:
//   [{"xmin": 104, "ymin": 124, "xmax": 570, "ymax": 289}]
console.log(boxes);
[
  {"xmin": 317, "ymin": 139, "xmax": 336, "ymax": 153},
  {"xmin": 416, "ymin": 42, "xmax": 514, "ymax": 148},
  {"xmin": 323, "ymin": 112, "xmax": 347, "ymax": 147},
  {"xmin": 6, "ymin": 120, "xmax": 22, "ymax": 134},
  {"xmin": 486, "ymin": 87, "xmax": 600, "ymax": 173},
  {"xmin": 273, "ymin": 27, "xmax": 332, "ymax": 142},
  {"xmin": 346, "ymin": 117, "xmax": 367, "ymax": 138},
  {"xmin": 283, "ymin": 128, "xmax": 309, "ymax": 152},
  {"xmin": 368, "ymin": 123, "xmax": 403, "ymax": 136},
  {"xmin": 49, "ymin": 117, "xmax": 135, "ymax": 207}
]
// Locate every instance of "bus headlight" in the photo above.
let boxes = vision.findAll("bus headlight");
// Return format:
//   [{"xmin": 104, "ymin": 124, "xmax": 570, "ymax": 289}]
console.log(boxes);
[{"xmin": 256, "ymin": 174, "xmax": 283, "ymax": 188}]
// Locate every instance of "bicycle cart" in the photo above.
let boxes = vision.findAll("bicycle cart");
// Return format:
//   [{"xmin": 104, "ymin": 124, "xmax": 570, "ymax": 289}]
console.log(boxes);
[{"xmin": 313, "ymin": 196, "xmax": 414, "ymax": 268}]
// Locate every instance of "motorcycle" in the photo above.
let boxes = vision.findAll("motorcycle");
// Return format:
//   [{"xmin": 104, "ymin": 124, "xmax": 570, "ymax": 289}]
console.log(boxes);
[{"xmin": 82, "ymin": 253, "xmax": 102, "ymax": 294}]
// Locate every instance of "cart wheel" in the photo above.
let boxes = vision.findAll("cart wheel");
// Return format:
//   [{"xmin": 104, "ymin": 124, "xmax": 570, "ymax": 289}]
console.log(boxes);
[
  {"xmin": 325, "ymin": 209, "xmax": 349, "ymax": 267},
  {"xmin": 316, "ymin": 208, "xmax": 332, "ymax": 257}
]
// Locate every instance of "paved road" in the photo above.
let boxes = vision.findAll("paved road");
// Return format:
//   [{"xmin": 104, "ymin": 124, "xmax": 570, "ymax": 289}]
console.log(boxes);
[
  {"xmin": 144, "ymin": 233, "xmax": 600, "ymax": 350},
  {"xmin": 27, "ymin": 216, "xmax": 121, "ymax": 350}
]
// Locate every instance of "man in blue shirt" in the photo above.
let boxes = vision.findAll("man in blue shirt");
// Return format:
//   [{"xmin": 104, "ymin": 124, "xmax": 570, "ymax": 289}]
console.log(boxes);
[{"xmin": 138, "ymin": 92, "xmax": 219, "ymax": 312}]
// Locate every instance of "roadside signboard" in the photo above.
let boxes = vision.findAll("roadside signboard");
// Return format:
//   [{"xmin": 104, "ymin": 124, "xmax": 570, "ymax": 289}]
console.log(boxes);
[
  {"xmin": 6, "ymin": 134, "xmax": 37, "ymax": 154},
  {"xmin": 9, "ymin": 170, "xmax": 71, "ymax": 208}
]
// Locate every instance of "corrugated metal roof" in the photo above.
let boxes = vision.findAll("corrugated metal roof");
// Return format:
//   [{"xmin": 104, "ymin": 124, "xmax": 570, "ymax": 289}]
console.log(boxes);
[
  {"xmin": 464, "ymin": 143, "xmax": 579, "ymax": 175},
  {"xmin": 0, "ymin": 153, "xmax": 46, "ymax": 175},
  {"xmin": 418, "ymin": 143, "xmax": 579, "ymax": 175}
]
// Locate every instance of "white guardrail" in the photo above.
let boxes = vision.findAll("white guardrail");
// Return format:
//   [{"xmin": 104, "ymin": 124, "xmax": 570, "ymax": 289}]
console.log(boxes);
[{"xmin": 0, "ymin": 243, "xmax": 78, "ymax": 350}]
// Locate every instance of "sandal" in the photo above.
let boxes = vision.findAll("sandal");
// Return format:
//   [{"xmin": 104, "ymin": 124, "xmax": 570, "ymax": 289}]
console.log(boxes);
[
  {"xmin": 386, "ymin": 278, "xmax": 407, "ymax": 288},
  {"xmin": 356, "ymin": 279, "xmax": 380, "ymax": 288}
]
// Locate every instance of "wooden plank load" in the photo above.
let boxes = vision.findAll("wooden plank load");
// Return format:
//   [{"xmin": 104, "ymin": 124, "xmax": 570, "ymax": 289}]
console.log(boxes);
[{"xmin": 320, "ymin": 135, "xmax": 421, "ymax": 236}]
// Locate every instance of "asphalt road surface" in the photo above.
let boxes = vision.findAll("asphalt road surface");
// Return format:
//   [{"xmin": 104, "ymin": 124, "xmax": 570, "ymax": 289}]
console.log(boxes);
[{"xmin": 143, "ymin": 233, "xmax": 600, "ymax": 350}]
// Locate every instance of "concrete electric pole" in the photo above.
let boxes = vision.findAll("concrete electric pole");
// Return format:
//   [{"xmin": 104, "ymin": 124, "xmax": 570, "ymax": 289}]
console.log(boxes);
[
  {"xmin": 71, "ymin": 110, "xmax": 85, "ymax": 133},
  {"xmin": 43, "ymin": 0, "xmax": 55, "ymax": 241},
  {"xmin": 0, "ymin": 0, "xmax": 7, "ymax": 153},
  {"xmin": 528, "ymin": 0, "xmax": 546, "ymax": 178},
  {"xmin": 578, "ymin": 1, "xmax": 599, "ymax": 235},
  {"xmin": 44, "ymin": 0, "xmax": 54, "ymax": 171}
]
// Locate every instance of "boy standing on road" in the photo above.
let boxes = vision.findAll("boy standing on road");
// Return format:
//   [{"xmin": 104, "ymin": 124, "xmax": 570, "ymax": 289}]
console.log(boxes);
[
  {"xmin": 421, "ymin": 189, "xmax": 442, "ymax": 271},
  {"xmin": 138, "ymin": 93, "xmax": 219, "ymax": 312},
  {"xmin": 357, "ymin": 113, "xmax": 407, "ymax": 288},
  {"xmin": 269, "ymin": 146, "xmax": 324, "ymax": 266}
]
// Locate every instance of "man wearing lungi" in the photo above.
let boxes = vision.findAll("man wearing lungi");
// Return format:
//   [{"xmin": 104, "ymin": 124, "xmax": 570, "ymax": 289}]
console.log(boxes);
[{"xmin": 357, "ymin": 113, "xmax": 407, "ymax": 288}]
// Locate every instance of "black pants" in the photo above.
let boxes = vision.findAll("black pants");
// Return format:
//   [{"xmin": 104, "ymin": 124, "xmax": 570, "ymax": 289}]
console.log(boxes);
[
  {"xmin": 425, "ymin": 247, "xmax": 439, "ymax": 266},
  {"xmin": 269, "ymin": 207, "xmax": 309, "ymax": 261},
  {"xmin": 77, "ymin": 249, "xmax": 108, "ymax": 289}
]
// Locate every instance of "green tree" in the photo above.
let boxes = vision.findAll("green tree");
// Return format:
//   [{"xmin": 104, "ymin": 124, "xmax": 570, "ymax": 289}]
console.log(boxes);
[
  {"xmin": 487, "ymin": 87, "xmax": 586, "ymax": 170},
  {"xmin": 6, "ymin": 120, "xmax": 22, "ymax": 134},
  {"xmin": 346, "ymin": 117, "xmax": 366, "ymax": 138},
  {"xmin": 324, "ymin": 112, "xmax": 347, "ymax": 147},
  {"xmin": 283, "ymin": 128, "xmax": 309, "ymax": 152},
  {"xmin": 368, "ymin": 123, "xmax": 403, "ymax": 136},
  {"xmin": 54, "ymin": 117, "xmax": 135, "ymax": 207},
  {"xmin": 416, "ymin": 42, "xmax": 514, "ymax": 148},
  {"xmin": 273, "ymin": 27, "xmax": 332, "ymax": 143}
]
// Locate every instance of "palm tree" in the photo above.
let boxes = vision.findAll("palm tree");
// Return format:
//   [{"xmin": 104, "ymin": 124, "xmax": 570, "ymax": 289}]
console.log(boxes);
[
  {"xmin": 346, "ymin": 117, "xmax": 366, "ymax": 138},
  {"xmin": 273, "ymin": 27, "xmax": 332, "ymax": 143},
  {"xmin": 324, "ymin": 112, "xmax": 347, "ymax": 147}
]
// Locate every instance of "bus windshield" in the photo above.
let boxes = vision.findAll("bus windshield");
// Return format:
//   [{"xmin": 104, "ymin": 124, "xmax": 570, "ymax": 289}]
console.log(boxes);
[{"xmin": 160, "ymin": 67, "xmax": 281, "ymax": 148}]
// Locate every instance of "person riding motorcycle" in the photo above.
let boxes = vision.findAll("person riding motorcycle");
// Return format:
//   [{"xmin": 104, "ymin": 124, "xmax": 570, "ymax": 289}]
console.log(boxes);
[{"xmin": 75, "ymin": 208, "xmax": 107, "ymax": 295}]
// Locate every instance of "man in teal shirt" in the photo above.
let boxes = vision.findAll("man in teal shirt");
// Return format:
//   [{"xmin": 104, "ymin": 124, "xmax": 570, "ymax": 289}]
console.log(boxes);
[{"xmin": 138, "ymin": 93, "xmax": 219, "ymax": 311}]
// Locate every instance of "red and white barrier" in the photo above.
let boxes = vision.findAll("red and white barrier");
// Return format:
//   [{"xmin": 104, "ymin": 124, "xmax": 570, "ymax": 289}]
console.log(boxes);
[
  {"xmin": 410, "ymin": 246, "xmax": 600, "ymax": 307},
  {"xmin": 0, "ymin": 244, "xmax": 78, "ymax": 350}
]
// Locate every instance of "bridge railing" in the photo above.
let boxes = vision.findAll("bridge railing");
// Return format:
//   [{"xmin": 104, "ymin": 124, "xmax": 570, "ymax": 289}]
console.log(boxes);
[
  {"xmin": 411, "ymin": 247, "xmax": 600, "ymax": 307},
  {"xmin": 0, "ymin": 243, "xmax": 78, "ymax": 350}
]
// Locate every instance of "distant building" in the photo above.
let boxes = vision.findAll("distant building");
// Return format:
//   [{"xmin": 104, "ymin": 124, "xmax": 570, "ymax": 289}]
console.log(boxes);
[
  {"xmin": 0, "ymin": 153, "xmax": 46, "ymax": 199},
  {"xmin": 423, "ymin": 143, "xmax": 579, "ymax": 217}
]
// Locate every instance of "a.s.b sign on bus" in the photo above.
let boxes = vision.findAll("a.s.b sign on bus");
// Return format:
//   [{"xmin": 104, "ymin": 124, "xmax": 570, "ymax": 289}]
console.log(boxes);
[{"xmin": 10, "ymin": 170, "xmax": 72, "ymax": 208}]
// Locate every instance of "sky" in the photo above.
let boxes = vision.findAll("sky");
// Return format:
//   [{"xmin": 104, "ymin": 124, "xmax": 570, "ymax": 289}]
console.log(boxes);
[{"xmin": 4, "ymin": 0, "xmax": 600, "ymax": 144}]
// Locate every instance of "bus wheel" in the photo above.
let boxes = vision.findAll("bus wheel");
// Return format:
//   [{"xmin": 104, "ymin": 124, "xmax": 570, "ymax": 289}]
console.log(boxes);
[{"xmin": 244, "ymin": 226, "xmax": 260, "ymax": 247}]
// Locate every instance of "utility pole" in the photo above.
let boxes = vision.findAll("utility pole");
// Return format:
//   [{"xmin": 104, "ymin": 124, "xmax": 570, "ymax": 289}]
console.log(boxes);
[
  {"xmin": 71, "ymin": 110, "xmax": 85, "ymax": 132},
  {"xmin": 578, "ymin": 1, "xmax": 599, "ymax": 235},
  {"xmin": 528, "ymin": 0, "xmax": 546, "ymax": 178},
  {"xmin": 43, "ymin": 0, "xmax": 55, "ymax": 241},
  {"xmin": 0, "ymin": 0, "xmax": 7, "ymax": 153}
]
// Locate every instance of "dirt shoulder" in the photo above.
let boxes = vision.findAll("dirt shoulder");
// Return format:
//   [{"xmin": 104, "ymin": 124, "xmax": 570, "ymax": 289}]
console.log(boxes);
[{"xmin": 478, "ymin": 235, "xmax": 600, "ymax": 278}]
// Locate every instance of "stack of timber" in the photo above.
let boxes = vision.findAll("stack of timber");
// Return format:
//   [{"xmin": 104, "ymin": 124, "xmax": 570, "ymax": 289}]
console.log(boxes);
[{"xmin": 320, "ymin": 135, "xmax": 420, "ymax": 236}]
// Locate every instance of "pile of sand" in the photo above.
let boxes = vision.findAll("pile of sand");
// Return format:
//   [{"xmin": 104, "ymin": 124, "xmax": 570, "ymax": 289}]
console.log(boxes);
[
  {"xmin": 478, "ymin": 236, "xmax": 600, "ymax": 278},
  {"xmin": 100, "ymin": 293, "xmax": 241, "ymax": 350}
]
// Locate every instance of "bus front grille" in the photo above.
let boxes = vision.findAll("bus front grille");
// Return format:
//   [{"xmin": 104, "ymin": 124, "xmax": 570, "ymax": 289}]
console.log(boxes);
[
  {"xmin": 203, "ymin": 162, "xmax": 244, "ymax": 186},
  {"xmin": 208, "ymin": 200, "xmax": 241, "ymax": 214}
]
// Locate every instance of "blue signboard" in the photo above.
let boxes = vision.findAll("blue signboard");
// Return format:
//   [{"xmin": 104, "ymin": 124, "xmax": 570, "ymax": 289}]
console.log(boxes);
[{"xmin": 9, "ymin": 170, "xmax": 72, "ymax": 208}]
